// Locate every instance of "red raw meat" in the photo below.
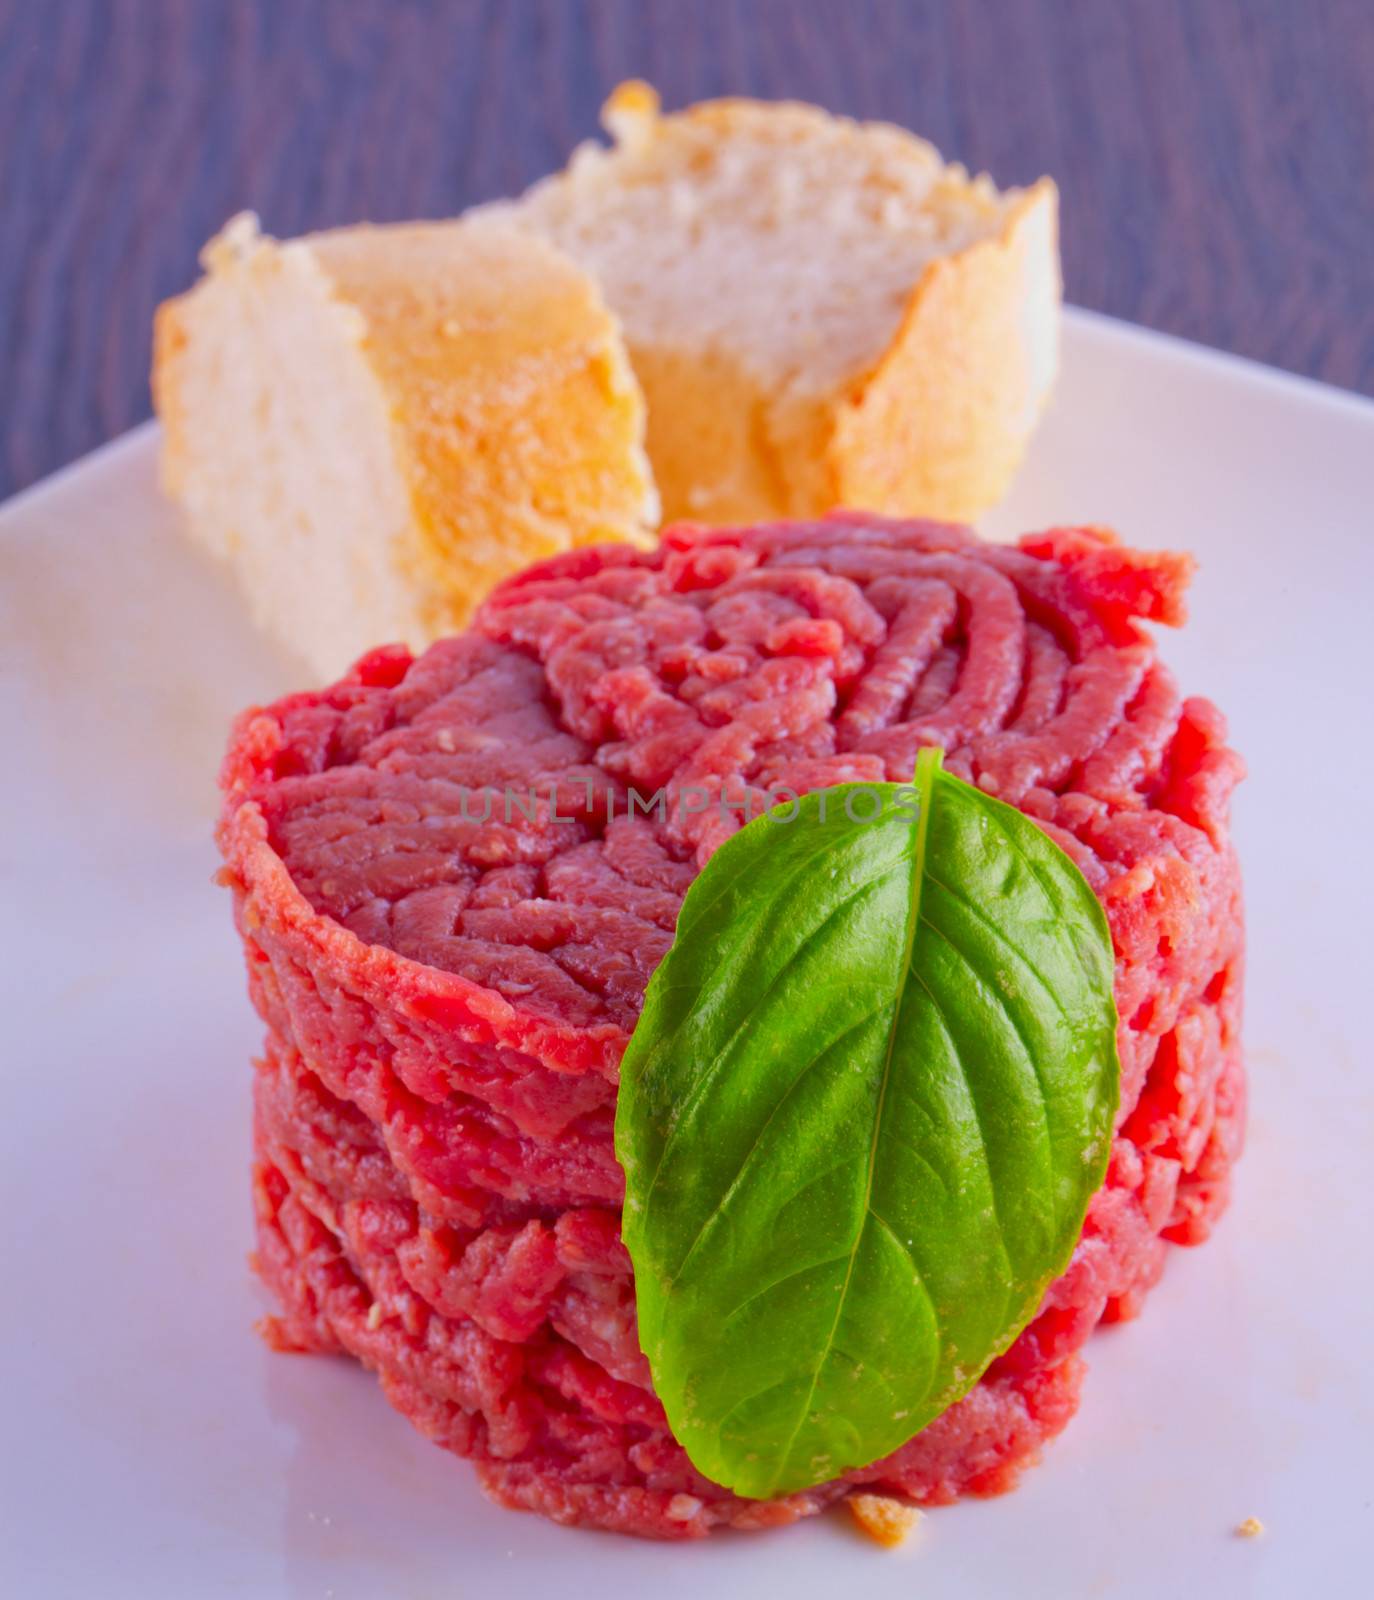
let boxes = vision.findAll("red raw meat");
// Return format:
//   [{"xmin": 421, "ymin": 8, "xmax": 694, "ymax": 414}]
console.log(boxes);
[{"xmin": 220, "ymin": 514, "xmax": 1244, "ymax": 1539}]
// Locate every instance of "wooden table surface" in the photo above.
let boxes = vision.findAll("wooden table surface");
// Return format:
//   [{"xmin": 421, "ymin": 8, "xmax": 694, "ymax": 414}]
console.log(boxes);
[{"xmin": 2, "ymin": 0, "xmax": 1371, "ymax": 501}]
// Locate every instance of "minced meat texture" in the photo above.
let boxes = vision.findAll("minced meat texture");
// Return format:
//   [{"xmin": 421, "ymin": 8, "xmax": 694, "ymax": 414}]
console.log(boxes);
[{"xmin": 219, "ymin": 513, "xmax": 1245, "ymax": 1539}]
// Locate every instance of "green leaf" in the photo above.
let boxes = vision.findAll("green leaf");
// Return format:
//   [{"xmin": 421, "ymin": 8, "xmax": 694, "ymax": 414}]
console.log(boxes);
[{"xmin": 614, "ymin": 748, "xmax": 1119, "ymax": 1499}]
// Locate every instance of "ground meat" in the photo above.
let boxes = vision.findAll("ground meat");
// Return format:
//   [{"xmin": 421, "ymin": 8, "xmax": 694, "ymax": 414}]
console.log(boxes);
[{"xmin": 219, "ymin": 513, "xmax": 1245, "ymax": 1540}]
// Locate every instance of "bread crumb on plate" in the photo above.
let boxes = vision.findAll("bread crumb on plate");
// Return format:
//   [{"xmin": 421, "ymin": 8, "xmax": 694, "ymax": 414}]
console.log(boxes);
[
  {"xmin": 1235, "ymin": 1516, "xmax": 1265, "ymax": 1538},
  {"xmin": 847, "ymin": 1493, "xmax": 923, "ymax": 1548}
]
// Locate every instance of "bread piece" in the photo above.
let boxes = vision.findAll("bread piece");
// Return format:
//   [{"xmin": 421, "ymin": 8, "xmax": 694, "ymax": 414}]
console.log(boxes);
[
  {"xmin": 484, "ymin": 82, "xmax": 1059, "ymax": 525},
  {"xmin": 153, "ymin": 213, "xmax": 658, "ymax": 681},
  {"xmin": 847, "ymin": 1493, "xmax": 923, "ymax": 1548}
]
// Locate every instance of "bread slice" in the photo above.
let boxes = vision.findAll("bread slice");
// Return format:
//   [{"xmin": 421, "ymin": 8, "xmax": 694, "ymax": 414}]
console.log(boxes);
[
  {"xmin": 484, "ymin": 82, "xmax": 1059, "ymax": 526},
  {"xmin": 153, "ymin": 213, "xmax": 658, "ymax": 681}
]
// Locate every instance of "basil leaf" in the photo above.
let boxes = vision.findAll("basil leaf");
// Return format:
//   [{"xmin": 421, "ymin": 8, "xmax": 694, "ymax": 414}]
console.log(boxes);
[{"xmin": 614, "ymin": 749, "xmax": 1119, "ymax": 1499}]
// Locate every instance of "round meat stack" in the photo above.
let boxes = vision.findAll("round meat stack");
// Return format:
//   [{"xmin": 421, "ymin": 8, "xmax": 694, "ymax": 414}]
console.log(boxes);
[{"xmin": 219, "ymin": 513, "xmax": 1245, "ymax": 1540}]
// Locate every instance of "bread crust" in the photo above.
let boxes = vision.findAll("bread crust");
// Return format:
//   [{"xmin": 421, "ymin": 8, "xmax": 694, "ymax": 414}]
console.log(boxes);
[
  {"xmin": 829, "ymin": 180, "xmax": 1060, "ymax": 521},
  {"xmin": 602, "ymin": 79, "xmax": 951, "ymax": 179},
  {"xmin": 302, "ymin": 219, "xmax": 659, "ymax": 624}
]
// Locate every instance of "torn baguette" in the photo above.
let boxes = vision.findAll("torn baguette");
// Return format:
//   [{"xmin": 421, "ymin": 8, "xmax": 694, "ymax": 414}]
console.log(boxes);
[
  {"xmin": 153, "ymin": 213, "xmax": 658, "ymax": 681},
  {"xmin": 484, "ymin": 81, "xmax": 1060, "ymax": 525}
]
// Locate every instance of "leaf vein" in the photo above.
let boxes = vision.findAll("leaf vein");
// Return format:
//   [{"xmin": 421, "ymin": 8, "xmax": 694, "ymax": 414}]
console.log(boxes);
[
  {"xmin": 922, "ymin": 868, "xmax": 1076, "ymax": 1029},
  {"xmin": 636, "ymin": 861, "xmax": 899, "ymax": 1226},
  {"xmin": 905, "ymin": 961, "xmax": 1017, "ymax": 1293},
  {"xmin": 721, "ymin": 1251, "xmax": 853, "ymax": 1328},
  {"xmin": 660, "ymin": 1001, "xmax": 893, "ymax": 1295},
  {"xmin": 765, "ymin": 752, "xmax": 937, "ymax": 1481}
]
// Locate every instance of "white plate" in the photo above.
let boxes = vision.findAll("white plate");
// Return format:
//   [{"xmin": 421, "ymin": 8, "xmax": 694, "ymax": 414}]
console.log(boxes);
[{"xmin": 2, "ymin": 310, "xmax": 1371, "ymax": 1599}]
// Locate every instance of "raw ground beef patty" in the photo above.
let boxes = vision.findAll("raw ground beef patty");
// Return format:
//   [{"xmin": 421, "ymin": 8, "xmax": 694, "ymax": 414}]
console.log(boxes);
[{"xmin": 218, "ymin": 513, "xmax": 1245, "ymax": 1539}]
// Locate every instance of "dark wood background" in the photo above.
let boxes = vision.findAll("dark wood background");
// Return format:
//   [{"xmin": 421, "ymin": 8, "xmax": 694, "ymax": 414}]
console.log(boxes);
[{"xmin": 2, "ymin": 0, "xmax": 1371, "ymax": 502}]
